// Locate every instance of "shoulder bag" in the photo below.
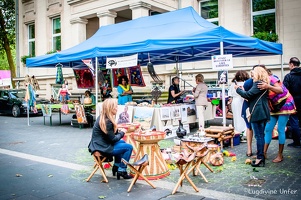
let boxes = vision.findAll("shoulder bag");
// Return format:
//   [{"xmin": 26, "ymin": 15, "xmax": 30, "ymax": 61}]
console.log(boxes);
[{"xmin": 246, "ymin": 90, "xmax": 267, "ymax": 122}]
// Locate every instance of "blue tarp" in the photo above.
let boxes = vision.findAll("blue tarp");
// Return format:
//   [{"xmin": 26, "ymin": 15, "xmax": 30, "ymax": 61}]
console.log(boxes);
[{"xmin": 26, "ymin": 6, "xmax": 282, "ymax": 68}]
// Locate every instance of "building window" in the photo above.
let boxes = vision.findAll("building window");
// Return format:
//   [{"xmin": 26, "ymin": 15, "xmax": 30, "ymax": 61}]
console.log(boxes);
[
  {"xmin": 28, "ymin": 24, "xmax": 35, "ymax": 56},
  {"xmin": 251, "ymin": 0, "xmax": 276, "ymax": 35},
  {"xmin": 52, "ymin": 17, "xmax": 61, "ymax": 51},
  {"xmin": 199, "ymin": 0, "xmax": 219, "ymax": 25}
]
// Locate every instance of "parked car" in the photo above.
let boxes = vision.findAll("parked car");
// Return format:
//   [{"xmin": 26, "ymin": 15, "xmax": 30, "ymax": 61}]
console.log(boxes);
[{"xmin": 0, "ymin": 89, "xmax": 50, "ymax": 117}]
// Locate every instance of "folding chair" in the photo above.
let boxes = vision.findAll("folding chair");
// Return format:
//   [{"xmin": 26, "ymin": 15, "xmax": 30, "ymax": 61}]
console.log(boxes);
[
  {"xmin": 122, "ymin": 154, "xmax": 156, "ymax": 192},
  {"xmin": 41, "ymin": 104, "xmax": 52, "ymax": 126},
  {"xmin": 86, "ymin": 151, "xmax": 113, "ymax": 183}
]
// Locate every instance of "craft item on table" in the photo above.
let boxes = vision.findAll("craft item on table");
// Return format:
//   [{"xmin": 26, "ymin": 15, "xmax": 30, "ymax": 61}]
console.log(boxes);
[
  {"xmin": 231, "ymin": 156, "xmax": 237, "ymax": 162},
  {"xmin": 116, "ymin": 105, "xmax": 133, "ymax": 124},
  {"xmin": 132, "ymin": 107, "xmax": 154, "ymax": 130},
  {"xmin": 75, "ymin": 104, "xmax": 87, "ymax": 124},
  {"xmin": 183, "ymin": 95, "xmax": 194, "ymax": 103},
  {"xmin": 160, "ymin": 107, "xmax": 171, "ymax": 120},
  {"xmin": 171, "ymin": 106, "xmax": 181, "ymax": 119},
  {"xmin": 84, "ymin": 97, "xmax": 92, "ymax": 105},
  {"xmin": 176, "ymin": 120, "xmax": 186, "ymax": 139},
  {"xmin": 128, "ymin": 65, "xmax": 146, "ymax": 87},
  {"xmin": 61, "ymin": 103, "xmax": 70, "ymax": 115}
]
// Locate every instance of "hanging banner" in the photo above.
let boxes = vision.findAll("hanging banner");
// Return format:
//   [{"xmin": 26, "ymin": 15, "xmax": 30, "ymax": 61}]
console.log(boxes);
[
  {"xmin": 82, "ymin": 59, "xmax": 95, "ymax": 75},
  {"xmin": 128, "ymin": 65, "xmax": 146, "ymax": 87},
  {"xmin": 73, "ymin": 68, "xmax": 95, "ymax": 89},
  {"xmin": 55, "ymin": 64, "xmax": 64, "ymax": 84},
  {"xmin": 211, "ymin": 54, "xmax": 233, "ymax": 70},
  {"xmin": 106, "ymin": 54, "xmax": 138, "ymax": 69}
]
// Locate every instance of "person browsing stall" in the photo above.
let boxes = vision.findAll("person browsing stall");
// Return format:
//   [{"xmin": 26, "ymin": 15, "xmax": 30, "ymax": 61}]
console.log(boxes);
[
  {"xmin": 192, "ymin": 74, "xmax": 208, "ymax": 131},
  {"xmin": 88, "ymin": 98, "xmax": 133, "ymax": 180},
  {"xmin": 235, "ymin": 67, "xmax": 270, "ymax": 167},
  {"xmin": 117, "ymin": 75, "xmax": 133, "ymax": 105},
  {"xmin": 167, "ymin": 76, "xmax": 185, "ymax": 104}
]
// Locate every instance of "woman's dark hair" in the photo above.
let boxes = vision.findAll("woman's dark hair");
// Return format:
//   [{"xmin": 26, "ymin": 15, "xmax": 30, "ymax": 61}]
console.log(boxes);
[
  {"xmin": 118, "ymin": 75, "xmax": 129, "ymax": 85},
  {"xmin": 172, "ymin": 76, "xmax": 179, "ymax": 84},
  {"xmin": 232, "ymin": 70, "xmax": 250, "ymax": 82},
  {"xmin": 85, "ymin": 90, "xmax": 91, "ymax": 97},
  {"xmin": 289, "ymin": 57, "xmax": 300, "ymax": 67}
]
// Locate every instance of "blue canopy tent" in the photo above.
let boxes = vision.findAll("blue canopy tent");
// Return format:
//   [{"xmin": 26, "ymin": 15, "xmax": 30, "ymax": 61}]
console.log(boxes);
[
  {"xmin": 26, "ymin": 6, "xmax": 282, "ymax": 68},
  {"xmin": 26, "ymin": 6, "xmax": 282, "ymax": 125}
]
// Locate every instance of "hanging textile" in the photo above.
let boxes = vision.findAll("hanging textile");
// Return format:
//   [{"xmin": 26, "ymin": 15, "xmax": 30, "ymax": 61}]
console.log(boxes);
[
  {"xmin": 128, "ymin": 65, "xmax": 146, "ymax": 87},
  {"xmin": 112, "ymin": 68, "xmax": 126, "ymax": 87},
  {"xmin": 73, "ymin": 68, "xmax": 95, "ymax": 89},
  {"xmin": 55, "ymin": 64, "xmax": 64, "ymax": 84},
  {"xmin": 82, "ymin": 59, "xmax": 95, "ymax": 76}
]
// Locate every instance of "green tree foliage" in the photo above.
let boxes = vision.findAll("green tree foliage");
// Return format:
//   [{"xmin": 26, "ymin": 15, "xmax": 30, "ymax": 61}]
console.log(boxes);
[{"xmin": 0, "ymin": 0, "xmax": 16, "ymax": 86}]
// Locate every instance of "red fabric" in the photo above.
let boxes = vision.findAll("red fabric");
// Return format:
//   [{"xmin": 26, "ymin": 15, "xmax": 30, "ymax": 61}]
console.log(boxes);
[{"xmin": 112, "ymin": 68, "xmax": 126, "ymax": 87}]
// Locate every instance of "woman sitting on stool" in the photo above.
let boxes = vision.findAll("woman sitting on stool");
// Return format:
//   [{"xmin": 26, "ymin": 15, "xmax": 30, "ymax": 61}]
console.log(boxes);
[{"xmin": 88, "ymin": 98, "xmax": 133, "ymax": 179}]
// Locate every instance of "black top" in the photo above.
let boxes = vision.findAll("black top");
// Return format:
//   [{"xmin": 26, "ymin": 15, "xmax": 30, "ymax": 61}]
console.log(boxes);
[
  {"xmin": 88, "ymin": 116, "xmax": 125, "ymax": 156},
  {"xmin": 283, "ymin": 67, "xmax": 301, "ymax": 111},
  {"xmin": 167, "ymin": 84, "xmax": 181, "ymax": 103},
  {"xmin": 236, "ymin": 81, "xmax": 270, "ymax": 123}
]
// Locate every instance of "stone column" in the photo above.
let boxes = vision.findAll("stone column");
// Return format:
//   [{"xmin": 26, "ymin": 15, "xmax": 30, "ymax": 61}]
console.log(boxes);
[
  {"xmin": 129, "ymin": 2, "xmax": 151, "ymax": 19},
  {"xmin": 70, "ymin": 18, "xmax": 88, "ymax": 44},
  {"xmin": 97, "ymin": 11, "xmax": 117, "ymax": 27}
]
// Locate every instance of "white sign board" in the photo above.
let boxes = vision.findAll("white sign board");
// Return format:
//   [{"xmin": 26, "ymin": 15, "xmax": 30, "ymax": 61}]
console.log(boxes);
[
  {"xmin": 106, "ymin": 54, "xmax": 138, "ymax": 69},
  {"xmin": 211, "ymin": 54, "xmax": 233, "ymax": 70}
]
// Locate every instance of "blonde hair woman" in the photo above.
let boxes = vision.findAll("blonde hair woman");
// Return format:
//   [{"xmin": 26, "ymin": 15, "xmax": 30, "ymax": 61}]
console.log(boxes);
[
  {"xmin": 88, "ymin": 98, "xmax": 133, "ymax": 180},
  {"xmin": 235, "ymin": 66, "xmax": 270, "ymax": 167},
  {"xmin": 192, "ymin": 74, "xmax": 208, "ymax": 131}
]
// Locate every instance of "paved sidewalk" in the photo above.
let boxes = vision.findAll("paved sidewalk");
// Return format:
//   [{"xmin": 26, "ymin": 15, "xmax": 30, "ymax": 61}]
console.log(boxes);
[{"xmin": 0, "ymin": 114, "xmax": 300, "ymax": 200}]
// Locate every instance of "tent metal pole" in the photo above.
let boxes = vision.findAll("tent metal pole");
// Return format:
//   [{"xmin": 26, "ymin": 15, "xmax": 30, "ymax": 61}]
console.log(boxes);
[
  {"xmin": 220, "ymin": 42, "xmax": 226, "ymax": 127},
  {"xmin": 281, "ymin": 55, "xmax": 284, "ymax": 80},
  {"xmin": 95, "ymin": 57, "xmax": 99, "ymax": 117}
]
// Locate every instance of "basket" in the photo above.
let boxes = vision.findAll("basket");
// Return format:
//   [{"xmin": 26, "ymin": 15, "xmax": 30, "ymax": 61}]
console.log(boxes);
[
  {"xmin": 117, "ymin": 123, "xmax": 141, "ymax": 133},
  {"xmin": 84, "ymin": 97, "xmax": 92, "ymax": 105}
]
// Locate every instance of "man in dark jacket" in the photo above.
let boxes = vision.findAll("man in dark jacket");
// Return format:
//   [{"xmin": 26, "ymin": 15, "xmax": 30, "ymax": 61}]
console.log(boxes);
[{"xmin": 283, "ymin": 57, "xmax": 301, "ymax": 148}]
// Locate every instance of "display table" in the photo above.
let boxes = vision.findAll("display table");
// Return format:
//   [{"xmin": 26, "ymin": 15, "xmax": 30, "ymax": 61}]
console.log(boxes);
[
  {"xmin": 131, "ymin": 131, "xmax": 170, "ymax": 180},
  {"xmin": 117, "ymin": 123, "xmax": 140, "ymax": 156},
  {"xmin": 36, "ymin": 104, "xmax": 74, "ymax": 125}
]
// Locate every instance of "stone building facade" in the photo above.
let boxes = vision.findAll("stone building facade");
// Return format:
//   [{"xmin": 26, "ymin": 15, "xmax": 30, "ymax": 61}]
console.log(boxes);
[{"xmin": 17, "ymin": 0, "xmax": 301, "ymax": 99}]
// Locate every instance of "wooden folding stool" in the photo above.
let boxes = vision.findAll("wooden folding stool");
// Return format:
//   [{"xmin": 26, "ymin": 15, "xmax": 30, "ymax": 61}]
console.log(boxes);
[
  {"xmin": 86, "ymin": 151, "xmax": 112, "ymax": 183},
  {"xmin": 122, "ymin": 154, "xmax": 156, "ymax": 192}
]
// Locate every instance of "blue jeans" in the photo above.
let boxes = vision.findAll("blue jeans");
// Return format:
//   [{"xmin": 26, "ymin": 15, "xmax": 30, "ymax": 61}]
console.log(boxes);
[
  {"xmin": 289, "ymin": 114, "xmax": 301, "ymax": 145},
  {"xmin": 265, "ymin": 115, "xmax": 289, "ymax": 145},
  {"xmin": 111, "ymin": 140, "xmax": 133, "ymax": 172},
  {"xmin": 251, "ymin": 120, "xmax": 266, "ymax": 160}
]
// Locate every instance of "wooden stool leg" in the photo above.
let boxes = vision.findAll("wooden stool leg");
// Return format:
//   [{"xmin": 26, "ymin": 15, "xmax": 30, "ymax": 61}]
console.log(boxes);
[
  {"xmin": 172, "ymin": 162, "xmax": 192, "ymax": 195},
  {"xmin": 201, "ymin": 160, "xmax": 214, "ymax": 173},
  {"xmin": 127, "ymin": 164, "xmax": 155, "ymax": 193},
  {"xmin": 86, "ymin": 166, "xmax": 99, "ymax": 182}
]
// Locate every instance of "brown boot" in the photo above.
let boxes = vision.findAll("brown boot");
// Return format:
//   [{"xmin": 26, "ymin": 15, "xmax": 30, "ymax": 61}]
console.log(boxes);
[
  {"xmin": 273, "ymin": 144, "xmax": 284, "ymax": 163},
  {"xmin": 263, "ymin": 143, "xmax": 269, "ymax": 159}
]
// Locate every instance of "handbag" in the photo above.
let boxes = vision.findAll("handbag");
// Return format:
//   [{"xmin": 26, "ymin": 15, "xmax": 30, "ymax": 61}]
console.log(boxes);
[{"xmin": 246, "ymin": 90, "xmax": 267, "ymax": 122}]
